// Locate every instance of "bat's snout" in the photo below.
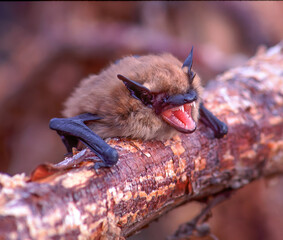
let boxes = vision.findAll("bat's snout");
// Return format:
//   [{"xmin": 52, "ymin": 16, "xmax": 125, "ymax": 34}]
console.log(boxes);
[{"xmin": 183, "ymin": 90, "xmax": 197, "ymax": 103}]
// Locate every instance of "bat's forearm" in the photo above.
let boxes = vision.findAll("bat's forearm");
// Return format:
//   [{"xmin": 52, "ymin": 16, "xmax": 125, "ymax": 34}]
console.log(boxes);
[
  {"xmin": 199, "ymin": 102, "xmax": 228, "ymax": 138},
  {"xmin": 49, "ymin": 113, "xmax": 118, "ymax": 167}
]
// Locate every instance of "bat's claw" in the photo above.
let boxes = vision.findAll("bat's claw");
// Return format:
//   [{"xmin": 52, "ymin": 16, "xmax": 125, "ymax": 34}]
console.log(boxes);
[
  {"xmin": 93, "ymin": 162, "xmax": 110, "ymax": 169},
  {"xmin": 87, "ymin": 150, "xmax": 118, "ymax": 169},
  {"xmin": 214, "ymin": 121, "xmax": 228, "ymax": 138}
]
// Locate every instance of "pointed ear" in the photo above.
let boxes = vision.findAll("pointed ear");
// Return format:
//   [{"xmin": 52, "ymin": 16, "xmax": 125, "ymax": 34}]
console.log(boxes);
[
  {"xmin": 117, "ymin": 74, "xmax": 153, "ymax": 107},
  {"xmin": 182, "ymin": 46, "xmax": 196, "ymax": 83}
]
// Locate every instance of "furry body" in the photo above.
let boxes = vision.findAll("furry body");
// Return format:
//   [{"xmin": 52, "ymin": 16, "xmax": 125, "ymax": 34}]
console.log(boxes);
[{"xmin": 63, "ymin": 54, "xmax": 203, "ymax": 141}]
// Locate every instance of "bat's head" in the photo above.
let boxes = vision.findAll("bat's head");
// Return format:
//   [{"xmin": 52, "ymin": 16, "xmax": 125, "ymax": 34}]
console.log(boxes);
[{"xmin": 117, "ymin": 47, "xmax": 202, "ymax": 134}]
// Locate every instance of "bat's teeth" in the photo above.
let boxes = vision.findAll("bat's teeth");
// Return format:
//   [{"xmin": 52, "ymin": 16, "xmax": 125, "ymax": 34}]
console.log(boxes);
[
  {"xmin": 171, "ymin": 104, "xmax": 190, "ymax": 112},
  {"xmin": 171, "ymin": 105, "xmax": 183, "ymax": 112},
  {"xmin": 193, "ymin": 102, "xmax": 196, "ymax": 108}
]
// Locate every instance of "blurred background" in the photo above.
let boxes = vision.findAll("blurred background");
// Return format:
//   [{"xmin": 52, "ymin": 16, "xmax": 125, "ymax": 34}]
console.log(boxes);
[{"xmin": 0, "ymin": 2, "xmax": 282, "ymax": 240}]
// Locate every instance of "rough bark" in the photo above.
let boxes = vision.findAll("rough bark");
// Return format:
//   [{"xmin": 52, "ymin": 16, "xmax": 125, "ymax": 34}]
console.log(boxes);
[{"xmin": 0, "ymin": 43, "xmax": 283, "ymax": 240}]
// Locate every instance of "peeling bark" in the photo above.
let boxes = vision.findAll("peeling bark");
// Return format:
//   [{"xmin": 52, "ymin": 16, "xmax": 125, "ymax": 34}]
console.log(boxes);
[{"xmin": 0, "ymin": 44, "xmax": 283, "ymax": 240}]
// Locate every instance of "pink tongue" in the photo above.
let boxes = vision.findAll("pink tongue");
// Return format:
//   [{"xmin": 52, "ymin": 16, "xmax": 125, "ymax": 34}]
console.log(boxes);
[
  {"xmin": 174, "ymin": 110, "xmax": 190, "ymax": 125},
  {"xmin": 162, "ymin": 105, "xmax": 196, "ymax": 131}
]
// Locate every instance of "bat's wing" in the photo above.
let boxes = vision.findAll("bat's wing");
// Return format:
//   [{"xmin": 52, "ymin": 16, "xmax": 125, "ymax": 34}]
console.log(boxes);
[
  {"xmin": 199, "ymin": 103, "xmax": 228, "ymax": 138},
  {"xmin": 49, "ymin": 113, "xmax": 118, "ymax": 167}
]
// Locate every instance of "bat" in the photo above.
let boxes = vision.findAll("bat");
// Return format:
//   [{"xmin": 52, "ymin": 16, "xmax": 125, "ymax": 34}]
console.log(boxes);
[{"xmin": 49, "ymin": 47, "xmax": 228, "ymax": 168}]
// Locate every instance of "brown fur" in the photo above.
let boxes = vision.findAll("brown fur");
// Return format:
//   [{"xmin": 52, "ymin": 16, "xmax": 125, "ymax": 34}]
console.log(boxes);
[{"xmin": 63, "ymin": 53, "xmax": 203, "ymax": 140}]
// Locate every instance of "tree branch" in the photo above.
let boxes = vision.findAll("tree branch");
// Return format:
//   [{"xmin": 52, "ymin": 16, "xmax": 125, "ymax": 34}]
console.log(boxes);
[{"xmin": 0, "ymin": 44, "xmax": 283, "ymax": 240}]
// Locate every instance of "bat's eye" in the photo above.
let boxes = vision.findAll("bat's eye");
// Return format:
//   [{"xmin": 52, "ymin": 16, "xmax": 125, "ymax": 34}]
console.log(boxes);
[{"xmin": 161, "ymin": 95, "xmax": 169, "ymax": 104}]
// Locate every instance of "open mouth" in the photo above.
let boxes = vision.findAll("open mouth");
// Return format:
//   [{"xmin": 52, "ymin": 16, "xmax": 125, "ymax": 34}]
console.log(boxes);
[{"xmin": 161, "ymin": 102, "xmax": 196, "ymax": 133}]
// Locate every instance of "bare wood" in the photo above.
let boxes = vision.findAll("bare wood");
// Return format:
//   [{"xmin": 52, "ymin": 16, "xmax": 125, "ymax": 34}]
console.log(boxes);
[{"xmin": 0, "ymin": 44, "xmax": 283, "ymax": 240}]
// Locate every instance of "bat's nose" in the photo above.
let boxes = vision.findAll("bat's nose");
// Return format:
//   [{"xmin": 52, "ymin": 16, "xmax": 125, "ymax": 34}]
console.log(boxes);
[
  {"xmin": 163, "ymin": 90, "xmax": 198, "ymax": 109},
  {"xmin": 184, "ymin": 90, "xmax": 197, "ymax": 103}
]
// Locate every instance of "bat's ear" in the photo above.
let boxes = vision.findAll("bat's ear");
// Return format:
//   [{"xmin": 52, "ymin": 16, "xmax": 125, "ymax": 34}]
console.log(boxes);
[
  {"xmin": 182, "ymin": 46, "xmax": 196, "ymax": 83},
  {"xmin": 117, "ymin": 74, "xmax": 153, "ymax": 107}
]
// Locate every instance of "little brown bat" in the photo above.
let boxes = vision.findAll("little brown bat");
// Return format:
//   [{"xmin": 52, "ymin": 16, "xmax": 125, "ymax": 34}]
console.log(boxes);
[{"xmin": 50, "ymin": 47, "xmax": 227, "ymax": 168}]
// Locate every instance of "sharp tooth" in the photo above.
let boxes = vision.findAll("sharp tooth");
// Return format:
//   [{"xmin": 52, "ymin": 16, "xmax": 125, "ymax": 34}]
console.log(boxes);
[
  {"xmin": 193, "ymin": 102, "xmax": 196, "ymax": 108},
  {"xmin": 171, "ymin": 105, "xmax": 186, "ymax": 112}
]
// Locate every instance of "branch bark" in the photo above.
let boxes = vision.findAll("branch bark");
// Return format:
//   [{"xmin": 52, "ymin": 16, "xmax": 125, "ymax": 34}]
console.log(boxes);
[{"xmin": 0, "ymin": 44, "xmax": 283, "ymax": 240}]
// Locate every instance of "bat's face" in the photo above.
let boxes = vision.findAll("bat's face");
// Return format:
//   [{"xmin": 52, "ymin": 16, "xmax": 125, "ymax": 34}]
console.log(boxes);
[{"xmin": 118, "ymin": 47, "xmax": 202, "ymax": 135}]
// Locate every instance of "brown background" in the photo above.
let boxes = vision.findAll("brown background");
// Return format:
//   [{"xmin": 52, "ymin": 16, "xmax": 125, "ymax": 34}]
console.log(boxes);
[{"xmin": 0, "ymin": 2, "xmax": 282, "ymax": 239}]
